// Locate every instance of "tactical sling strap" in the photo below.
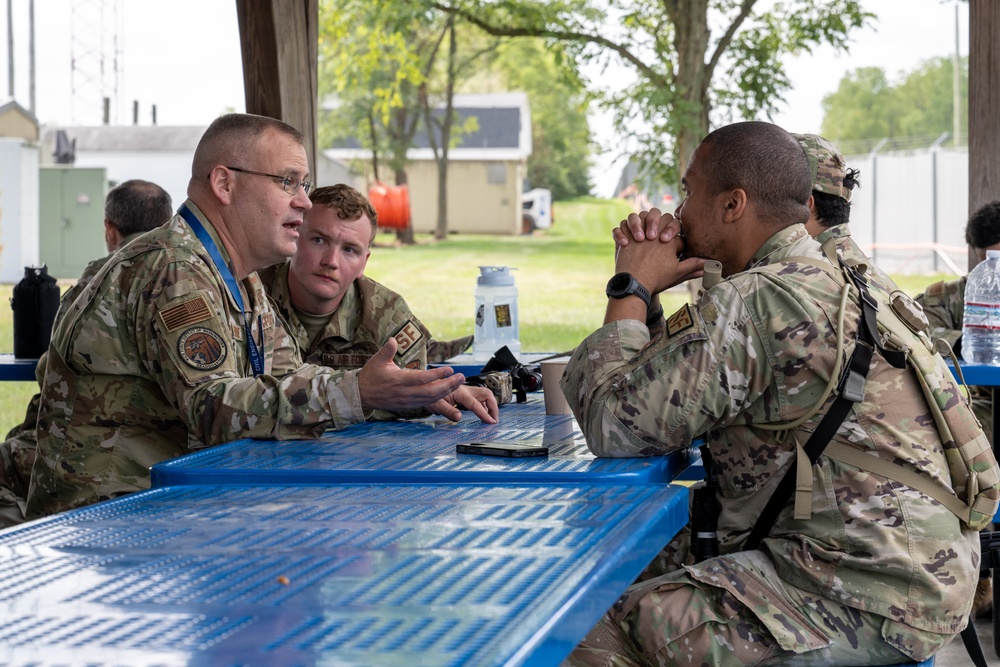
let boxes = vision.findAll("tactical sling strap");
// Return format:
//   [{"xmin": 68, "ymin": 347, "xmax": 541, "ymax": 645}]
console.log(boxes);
[
  {"xmin": 743, "ymin": 261, "xmax": 904, "ymax": 550},
  {"xmin": 738, "ymin": 255, "xmax": 993, "ymax": 667}
]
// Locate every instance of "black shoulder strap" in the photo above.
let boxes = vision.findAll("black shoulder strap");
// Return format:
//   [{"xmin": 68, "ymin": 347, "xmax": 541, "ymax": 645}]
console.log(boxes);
[
  {"xmin": 743, "ymin": 262, "xmax": 895, "ymax": 550},
  {"xmin": 961, "ymin": 618, "xmax": 991, "ymax": 667}
]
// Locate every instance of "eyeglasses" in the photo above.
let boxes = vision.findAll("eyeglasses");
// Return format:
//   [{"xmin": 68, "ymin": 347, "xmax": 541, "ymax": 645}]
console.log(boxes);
[{"xmin": 226, "ymin": 166, "xmax": 313, "ymax": 196}]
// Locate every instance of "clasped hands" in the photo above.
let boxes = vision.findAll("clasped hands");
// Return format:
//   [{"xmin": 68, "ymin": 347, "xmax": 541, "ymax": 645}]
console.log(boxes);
[{"xmin": 612, "ymin": 208, "xmax": 707, "ymax": 293}]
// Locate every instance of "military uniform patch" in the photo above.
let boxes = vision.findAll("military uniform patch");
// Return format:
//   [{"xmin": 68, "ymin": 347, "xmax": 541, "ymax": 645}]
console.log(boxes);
[
  {"xmin": 392, "ymin": 319, "xmax": 424, "ymax": 358},
  {"xmin": 320, "ymin": 353, "xmax": 372, "ymax": 368},
  {"xmin": 159, "ymin": 296, "xmax": 212, "ymax": 332},
  {"xmin": 178, "ymin": 327, "xmax": 228, "ymax": 370},
  {"xmin": 666, "ymin": 304, "xmax": 695, "ymax": 337}
]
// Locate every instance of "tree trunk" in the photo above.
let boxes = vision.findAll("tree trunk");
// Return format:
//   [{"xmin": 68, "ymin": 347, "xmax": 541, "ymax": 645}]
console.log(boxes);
[
  {"xmin": 434, "ymin": 20, "xmax": 458, "ymax": 241},
  {"xmin": 672, "ymin": 0, "xmax": 711, "ymax": 181},
  {"xmin": 368, "ymin": 111, "xmax": 381, "ymax": 183}
]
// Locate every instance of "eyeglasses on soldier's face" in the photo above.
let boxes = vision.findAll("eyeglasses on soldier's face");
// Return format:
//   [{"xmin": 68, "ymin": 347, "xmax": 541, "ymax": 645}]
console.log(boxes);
[{"xmin": 226, "ymin": 166, "xmax": 313, "ymax": 196}]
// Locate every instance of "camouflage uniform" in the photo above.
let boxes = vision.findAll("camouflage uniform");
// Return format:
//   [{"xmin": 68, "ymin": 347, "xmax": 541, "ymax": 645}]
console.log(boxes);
[
  {"xmin": 0, "ymin": 232, "xmax": 149, "ymax": 527},
  {"xmin": 562, "ymin": 225, "xmax": 980, "ymax": 665},
  {"xmin": 24, "ymin": 201, "xmax": 366, "ymax": 520},
  {"xmin": 814, "ymin": 224, "xmax": 896, "ymax": 292},
  {"xmin": 917, "ymin": 277, "xmax": 967, "ymax": 349},
  {"xmin": 262, "ymin": 260, "xmax": 442, "ymax": 421},
  {"xmin": 427, "ymin": 335, "xmax": 474, "ymax": 364},
  {"xmin": 260, "ymin": 260, "xmax": 433, "ymax": 372},
  {"xmin": 794, "ymin": 133, "xmax": 898, "ymax": 296}
]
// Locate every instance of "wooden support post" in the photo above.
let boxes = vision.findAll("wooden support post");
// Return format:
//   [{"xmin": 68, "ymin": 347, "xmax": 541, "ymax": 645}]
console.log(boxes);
[
  {"xmin": 969, "ymin": 0, "xmax": 1000, "ymax": 271},
  {"xmin": 235, "ymin": 0, "xmax": 319, "ymax": 178}
]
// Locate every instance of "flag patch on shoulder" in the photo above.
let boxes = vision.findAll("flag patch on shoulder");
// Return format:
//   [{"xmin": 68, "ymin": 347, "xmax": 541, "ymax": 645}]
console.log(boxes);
[
  {"xmin": 160, "ymin": 296, "xmax": 212, "ymax": 332},
  {"xmin": 666, "ymin": 304, "xmax": 695, "ymax": 337}
]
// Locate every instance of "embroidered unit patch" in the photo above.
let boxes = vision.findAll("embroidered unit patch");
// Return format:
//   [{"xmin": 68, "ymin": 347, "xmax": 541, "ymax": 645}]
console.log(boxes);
[
  {"xmin": 666, "ymin": 304, "xmax": 695, "ymax": 337},
  {"xmin": 392, "ymin": 319, "xmax": 424, "ymax": 357},
  {"xmin": 178, "ymin": 327, "xmax": 228, "ymax": 370}
]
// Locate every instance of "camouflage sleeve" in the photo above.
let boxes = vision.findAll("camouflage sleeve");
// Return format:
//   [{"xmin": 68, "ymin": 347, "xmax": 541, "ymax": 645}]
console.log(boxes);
[
  {"xmin": 139, "ymin": 259, "xmax": 365, "ymax": 446},
  {"xmin": 914, "ymin": 278, "xmax": 964, "ymax": 348},
  {"xmin": 268, "ymin": 303, "xmax": 307, "ymax": 376},
  {"xmin": 561, "ymin": 282, "xmax": 773, "ymax": 458},
  {"xmin": 369, "ymin": 302, "xmax": 434, "ymax": 422},
  {"xmin": 426, "ymin": 335, "xmax": 474, "ymax": 363}
]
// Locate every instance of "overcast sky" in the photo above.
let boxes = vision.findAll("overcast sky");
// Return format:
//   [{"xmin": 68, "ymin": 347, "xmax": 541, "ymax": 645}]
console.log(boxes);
[{"xmin": 0, "ymin": 0, "xmax": 970, "ymax": 197}]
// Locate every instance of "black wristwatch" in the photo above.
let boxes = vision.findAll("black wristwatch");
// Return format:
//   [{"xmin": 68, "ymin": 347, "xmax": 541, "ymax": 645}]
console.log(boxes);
[{"xmin": 606, "ymin": 272, "xmax": 652, "ymax": 309}]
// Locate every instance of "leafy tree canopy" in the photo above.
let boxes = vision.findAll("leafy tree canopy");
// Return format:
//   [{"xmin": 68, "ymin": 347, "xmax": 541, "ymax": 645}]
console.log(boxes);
[
  {"xmin": 820, "ymin": 56, "xmax": 968, "ymax": 151},
  {"xmin": 434, "ymin": 0, "xmax": 872, "ymax": 187}
]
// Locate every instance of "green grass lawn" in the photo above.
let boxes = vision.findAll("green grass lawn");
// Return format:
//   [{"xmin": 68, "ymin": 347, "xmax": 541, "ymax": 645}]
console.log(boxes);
[{"xmin": 0, "ymin": 197, "xmax": 960, "ymax": 436}]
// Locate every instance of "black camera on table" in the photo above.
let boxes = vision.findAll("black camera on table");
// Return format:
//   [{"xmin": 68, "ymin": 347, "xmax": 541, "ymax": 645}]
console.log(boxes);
[{"xmin": 480, "ymin": 345, "xmax": 543, "ymax": 403}]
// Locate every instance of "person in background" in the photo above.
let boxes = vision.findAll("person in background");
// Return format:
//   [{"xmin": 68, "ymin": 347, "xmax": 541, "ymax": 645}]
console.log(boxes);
[
  {"xmin": 0, "ymin": 179, "xmax": 173, "ymax": 528},
  {"xmin": 792, "ymin": 133, "xmax": 898, "ymax": 287},
  {"xmin": 918, "ymin": 201, "xmax": 1000, "ymax": 356},
  {"xmin": 23, "ymin": 113, "xmax": 497, "ymax": 522},
  {"xmin": 916, "ymin": 201, "xmax": 1000, "ymax": 617},
  {"xmin": 563, "ymin": 121, "xmax": 986, "ymax": 665},
  {"xmin": 916, "ymin": 202, "xmax": 1000, "ymax": 442},
  {"xmin": 260, "ymin": 183, "xmax": 470, "ymax": 411}
]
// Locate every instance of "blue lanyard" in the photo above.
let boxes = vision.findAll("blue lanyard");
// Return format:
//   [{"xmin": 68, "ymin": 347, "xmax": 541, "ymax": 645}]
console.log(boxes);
[{"xmin": 179, "ymin": 204, "xmax": 265, "ymax": 377}]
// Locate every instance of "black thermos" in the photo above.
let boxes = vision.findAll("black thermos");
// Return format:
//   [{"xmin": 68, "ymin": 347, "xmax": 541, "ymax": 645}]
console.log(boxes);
[{"xmin": 11, "ymin": 266, "xmax": 60, "ymax": 359}]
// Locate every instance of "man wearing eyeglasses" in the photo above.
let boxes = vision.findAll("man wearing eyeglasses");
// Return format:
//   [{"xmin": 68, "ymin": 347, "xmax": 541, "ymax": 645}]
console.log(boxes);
[{"xmin": 23, "ymin": 113, "xmax": 497, "ymax": 521}]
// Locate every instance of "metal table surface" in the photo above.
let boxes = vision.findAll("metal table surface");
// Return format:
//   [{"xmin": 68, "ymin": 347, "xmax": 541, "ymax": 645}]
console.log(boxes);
[
  {"xmin": 0, "ymin": 354, "xmax": 38, "ymax": 382},
  {"xmin": 0, "ymin": 482, "xmax": 688, "ymax": 666},
  {"xmin": 152, "ymin": 397, "xmax": 687, "ymax": 488}
]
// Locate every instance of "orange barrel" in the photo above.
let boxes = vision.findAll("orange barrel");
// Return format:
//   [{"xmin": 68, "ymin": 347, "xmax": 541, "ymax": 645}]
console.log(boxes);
[{"xmin": 368, "ymin": 182, "xmax": 411, "ymax": 229}]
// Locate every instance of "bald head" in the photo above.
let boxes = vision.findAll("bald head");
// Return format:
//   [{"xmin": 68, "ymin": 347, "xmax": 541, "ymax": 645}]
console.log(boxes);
[
  {"xmin": 188, "ymin": 113, "xmax": 305, "ymax": 195},
  {"xmin": 698, "ymin": 121, "xmax": 812, "ymax": 227}
]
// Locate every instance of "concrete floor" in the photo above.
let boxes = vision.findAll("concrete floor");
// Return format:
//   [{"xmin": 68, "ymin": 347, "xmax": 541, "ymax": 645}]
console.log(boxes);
[{"xmin": 934, "ymin": 615, "xmax": 1000, "ymax": 666}]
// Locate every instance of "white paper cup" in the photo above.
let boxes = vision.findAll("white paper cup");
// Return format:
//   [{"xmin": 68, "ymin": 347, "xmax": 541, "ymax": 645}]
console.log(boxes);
[{"xmin": 541, "ymin": 358, "xmax": 572, "ymax": 415}]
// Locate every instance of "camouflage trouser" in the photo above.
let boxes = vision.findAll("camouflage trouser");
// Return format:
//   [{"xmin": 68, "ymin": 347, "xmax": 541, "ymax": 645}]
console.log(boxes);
[
  {"xmin": 564, "ymin": 550, "xmax": 953, "ymax": 667},
  {"xmin": 0, "ymin": 414, "xmax": 37, "ymax": 530},
  {"xmin": 0, "ymin": 437, "xmax": 27, "ymax": 529}
]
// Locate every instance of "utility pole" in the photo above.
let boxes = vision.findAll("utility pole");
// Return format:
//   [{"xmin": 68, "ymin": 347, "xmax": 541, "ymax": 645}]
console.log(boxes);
[
  {"xmin": 28, "ymin": 0, "xmax": 34, "ymax": 112},
  {"xmin": 7, "ymin": 0, "xmax": 13, "ymax": 97},
  {"xmin": 954, "ymin": 0, "xmax": 961, "ymax": 148}
]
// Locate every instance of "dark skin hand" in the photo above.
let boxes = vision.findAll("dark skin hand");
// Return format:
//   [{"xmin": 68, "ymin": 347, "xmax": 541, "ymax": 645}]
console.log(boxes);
[{"xmin": 605, "ymin": 209, "xmax": 706, "ymax": 325}]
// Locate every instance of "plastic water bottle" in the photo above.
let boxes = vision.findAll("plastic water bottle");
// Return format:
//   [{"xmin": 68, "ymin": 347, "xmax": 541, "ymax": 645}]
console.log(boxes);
[
  {"xmin": 472, "ymin": 266, "xmax": 520, "ymax": 362},
  {"xmin": 963, "ymin": 249, "xmax": 1000, "ymax": 365}
]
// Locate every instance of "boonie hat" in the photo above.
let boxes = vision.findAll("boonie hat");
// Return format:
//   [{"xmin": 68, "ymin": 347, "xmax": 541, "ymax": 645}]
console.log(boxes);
[{"xmin": 792, "ymin": 133, "xmax": 852, "ymax": 202}]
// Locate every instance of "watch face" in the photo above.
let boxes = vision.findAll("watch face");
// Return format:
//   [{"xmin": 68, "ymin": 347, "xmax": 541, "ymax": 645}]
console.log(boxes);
[{"xmin": 609, "ymin": 273, "xmax": 631, "ymax": 293}]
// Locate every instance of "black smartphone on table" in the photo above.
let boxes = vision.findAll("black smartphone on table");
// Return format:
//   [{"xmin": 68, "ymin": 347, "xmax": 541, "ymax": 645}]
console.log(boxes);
[{"xmin": 456, "ymin": 442, "xmax": 549, "ymax": 458}]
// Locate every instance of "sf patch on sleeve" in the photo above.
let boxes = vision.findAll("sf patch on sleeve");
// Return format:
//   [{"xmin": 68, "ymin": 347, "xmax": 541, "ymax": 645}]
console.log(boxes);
[
  {"xmin": 392, "ymin": 319, "xmax": 425, "ymax": 368},
  {"xmin": 666, "ymin": 304, "xmax": 695, "ymax": 337}
]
